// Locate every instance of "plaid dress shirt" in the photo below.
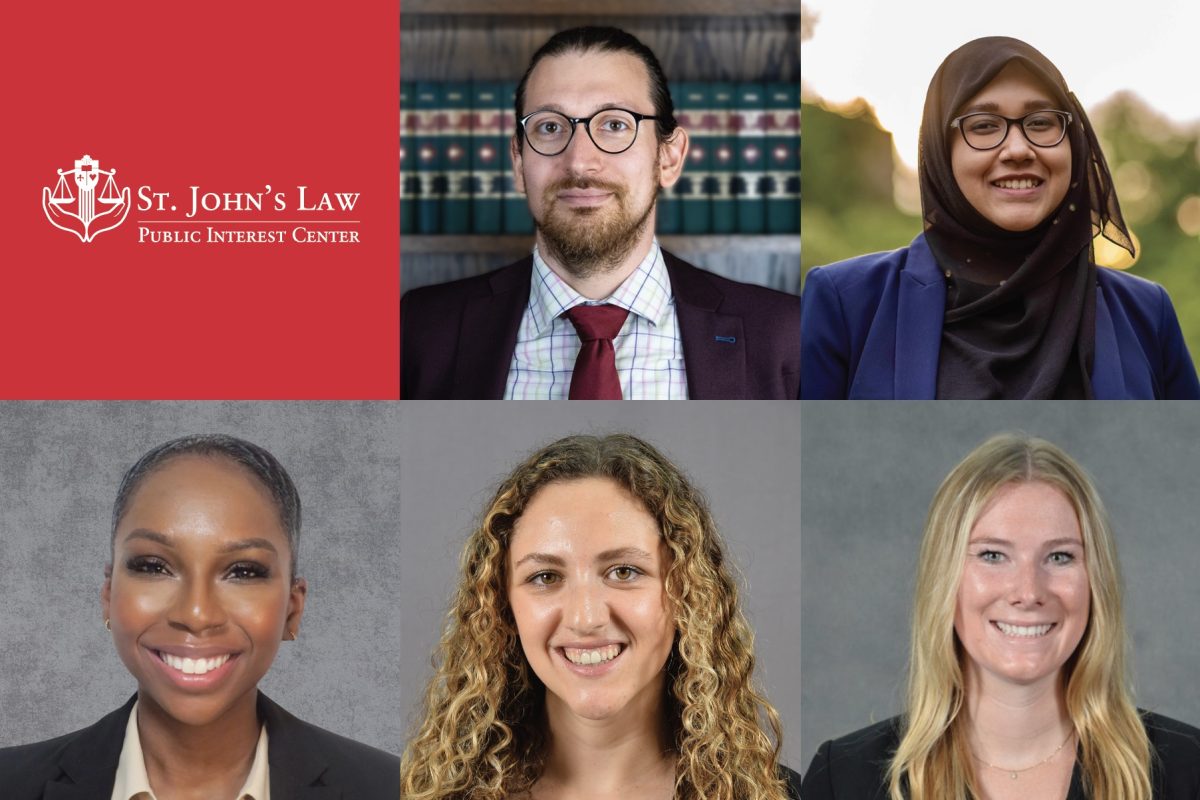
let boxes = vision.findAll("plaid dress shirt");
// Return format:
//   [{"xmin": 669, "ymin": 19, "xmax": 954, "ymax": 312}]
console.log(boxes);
[{"xmin": 504, "ymin": 242, "xmax": 688, "ymax": 399}]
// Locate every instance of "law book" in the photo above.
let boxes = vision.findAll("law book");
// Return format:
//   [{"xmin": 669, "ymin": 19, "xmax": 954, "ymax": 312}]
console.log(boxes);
[
  {"xmin": 710, "ymin": 83, "xmax": 737, "ymax": 235},
  {"xmin": 734, "ymin": 82, "xmax": 767, "ymax": 234},
  {"xmin": 414, "ymin": 82, "xmax": 443, "ymax": 234},
  {"xmin": 502, "ymin": 81, "xmax": 535, "ymax": 235},
  {"xmin": 400, "ymin": 82, "xmax": 417, "ymax": 235},
  {"xmin": 442, "ymin": 82, "xmax": 472, "ymax": 234},
  {"xmin": 766, "ymin": 82, "xmax": 800, "ymax": 233},
  {"xmin": 674, "ymin": 82, "xmax": 712, "ymax": 235},
  {"xmin": 471, "ymin": 82, "xmax": 506, "ymax": 234}
]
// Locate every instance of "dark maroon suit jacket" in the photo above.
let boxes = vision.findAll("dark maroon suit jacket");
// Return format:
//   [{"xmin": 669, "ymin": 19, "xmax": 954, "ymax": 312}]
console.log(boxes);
[{"xmin": 401, "ymin": 251, "xmax": 800, "ymax": 399}]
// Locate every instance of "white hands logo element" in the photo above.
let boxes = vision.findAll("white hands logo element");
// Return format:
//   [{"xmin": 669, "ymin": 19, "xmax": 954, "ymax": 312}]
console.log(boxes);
[{"xmin": 42, "ymin": 155, "xmax": 131, "ymax": 242}]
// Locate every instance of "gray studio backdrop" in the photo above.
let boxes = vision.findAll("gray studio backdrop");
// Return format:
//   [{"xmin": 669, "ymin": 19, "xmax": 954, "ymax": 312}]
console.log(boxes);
[
  {"xmin": 398, "ymin": 401, "xmax": 802, "ymax": 772},
  {"xmin": 800, "ymin": 402, "xmax": 1200, "ymax": 771},
  {"xmin": 0, "ymin": 402, "xmax": 402, "ymax": 755}
]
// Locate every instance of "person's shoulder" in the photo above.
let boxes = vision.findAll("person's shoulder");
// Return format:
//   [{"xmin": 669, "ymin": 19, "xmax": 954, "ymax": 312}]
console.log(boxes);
[
  {"xmin": 1096, "ymin": 265, "xmax": 1171, "ymax": 305},
  {"xmin": 1143, "ymin": 711, "xmax": 1200, "ymax": 781},
  {"xmin": 261, "ymin": 697, "xmax": 399, "ymax": 793},
  {"xmin": 661, "ymin": 250, "xmax": 798, "ymax": 312},
  {"xmin": 778, "ymin": 763, "xmax": 803, "ymax": 799},
  {"xmin": 801, "ymin": 717, "xmax": 901, "ymax": 799},
  {"xmin": 0, "ymin": 730, "xmax": 76, "ymax": 794},
  {"xmin": 401, "ymin": 257, "xmax": 533, "ymax": 307},
  {"xmin": 806, "ymin": 238, "xmax": 926, "ymax": 291},
  {"xmin": 0, "ymin": 701, "xmax": 134, "ymax": 797}
]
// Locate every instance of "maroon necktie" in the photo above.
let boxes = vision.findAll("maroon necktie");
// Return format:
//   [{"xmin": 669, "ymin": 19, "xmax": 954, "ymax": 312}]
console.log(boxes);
[{"xmin": 564, "ymin": 304, "xmax": 629, "ymax": 400}]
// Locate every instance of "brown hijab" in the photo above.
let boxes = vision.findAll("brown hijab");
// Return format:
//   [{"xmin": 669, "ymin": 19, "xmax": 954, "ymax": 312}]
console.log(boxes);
[{"xmin": 918, "ymin": 36, "xmax": 1133, "ymax": 398}]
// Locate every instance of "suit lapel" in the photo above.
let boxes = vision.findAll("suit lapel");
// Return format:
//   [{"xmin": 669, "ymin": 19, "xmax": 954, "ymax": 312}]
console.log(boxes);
[
  {"xmin": 45, "ymin": 696, "xmax": 136, "ymax": 800},
  {"xmin": 260, "ymin": 693, "xmax": 344, "ymax": 799},
  {"xmin": 665, "ymin": 255, "xmax": 747, "ymax": 399},
  {"xmin": 1089, "ymin": 278, "xmax": 1125, "ymax": 398},
  {"xmin": 451, "ymin": 259, "xmax": 531, "ymax": 399},
  {"xmin": 893, "ymin": 236, "xmax": 945, "ymax": 399}
]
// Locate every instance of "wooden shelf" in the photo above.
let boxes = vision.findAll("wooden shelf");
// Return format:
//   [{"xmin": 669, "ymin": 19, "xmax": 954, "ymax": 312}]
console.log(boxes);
[
  {"xmin": 401, "ymin": 235, "xmax": 799, "ymax": 256},
  {"xmin": 402, "ymin": 0, "xmax": 800, "ymax": 15}
]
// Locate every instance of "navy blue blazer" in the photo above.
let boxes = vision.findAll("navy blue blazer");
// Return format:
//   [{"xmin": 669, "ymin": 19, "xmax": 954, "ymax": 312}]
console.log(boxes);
[
  {"xmin": 801, "ymin": 234, "xmax": 1200, "ymax": 399},
  {"xmin": 0, "ymin": 692, "xmax": 399, "ymax": 799}
]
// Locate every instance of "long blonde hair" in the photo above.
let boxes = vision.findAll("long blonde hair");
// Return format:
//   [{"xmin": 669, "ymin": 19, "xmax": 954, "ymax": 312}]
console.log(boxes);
[
  {"xmin": 401, "ymin": 433, "xmax": 788, "ymax": 799},
  {"xmin": 887, "ymin": 434, "xmax": 1151, "ymax": 800}
]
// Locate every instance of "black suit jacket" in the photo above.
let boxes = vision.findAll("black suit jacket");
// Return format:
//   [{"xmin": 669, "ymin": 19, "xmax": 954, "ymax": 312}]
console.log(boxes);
[
  {"xmin": 0, "ymin": 693, "xmax": 399, "ymax": 799},
  {"xmin": 401, "ymin": 251, "xmax": 801, "ymax": 399},
  {"xmin": 801, "ymin": 713, "xmax": 1200, "ymax": 799}
]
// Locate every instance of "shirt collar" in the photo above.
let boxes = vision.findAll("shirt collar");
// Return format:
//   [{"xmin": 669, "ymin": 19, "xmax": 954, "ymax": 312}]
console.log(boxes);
[
  {"xmin": 112, "ymin": 699, "xmax": 271, "ymax": 800},
  {"xmin": 528, "ymin": 240, "xmax": 673, "ymax": 335}
]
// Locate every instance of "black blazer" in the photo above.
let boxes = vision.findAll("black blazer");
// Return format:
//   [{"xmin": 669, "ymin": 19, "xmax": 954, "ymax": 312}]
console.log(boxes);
[
  {"xmin": 801, "ymin": 713, "xmax": 1200, "ymax": 799},
  {"xmin": 400, "ymin": 251, "xmax": 801, "ymax": 399},
  {"xmin": 0, "ymin": 693, "xmax": 399, "ymax": 799}
]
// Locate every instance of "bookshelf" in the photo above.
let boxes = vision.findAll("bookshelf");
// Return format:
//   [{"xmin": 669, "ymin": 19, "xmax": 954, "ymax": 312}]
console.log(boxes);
[{"xmin": 400, "ymin": 5, "xmax": 800, "ymax": 293}]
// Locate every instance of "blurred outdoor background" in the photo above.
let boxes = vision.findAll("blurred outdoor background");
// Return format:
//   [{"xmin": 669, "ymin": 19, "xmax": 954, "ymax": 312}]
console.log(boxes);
[{"xmin": 801, "ymin": 0, "xmax": 1200, "ymax": 364}]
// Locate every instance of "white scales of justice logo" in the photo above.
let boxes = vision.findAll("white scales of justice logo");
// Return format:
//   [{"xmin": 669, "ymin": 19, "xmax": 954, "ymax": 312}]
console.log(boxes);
[{"xmin": 42, "ymin": 154, "xmax": 131, "ymax": 242}]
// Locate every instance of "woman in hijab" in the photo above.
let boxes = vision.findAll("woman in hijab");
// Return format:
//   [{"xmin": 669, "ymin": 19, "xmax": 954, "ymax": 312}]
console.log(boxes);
[
  {"xmin": 801, "ymin": 36, "xmax": 1199, "ymax": 399},
  {"xmin": 802, "ymin": 434, "xmax": 1200, "ymax": 799}
]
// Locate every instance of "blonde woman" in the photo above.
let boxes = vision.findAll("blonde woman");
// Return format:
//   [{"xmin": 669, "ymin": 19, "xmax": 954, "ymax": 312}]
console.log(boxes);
[
  {"xmin": 402, "ymin": 433, "xmax": 799, "ymax": 800},
  {"xmin": 802, "ymin": 434, "xmax": 1200, "ymax": 799}
]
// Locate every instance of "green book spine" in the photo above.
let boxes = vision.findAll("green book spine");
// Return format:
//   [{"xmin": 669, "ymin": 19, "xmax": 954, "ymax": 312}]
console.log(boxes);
[
  {"xmin": 502, "ymin": 81, "xmax": 534, "ymax": 235},
  {"xmin": 735, "ymin": 82, "xmax": 767, "ymax": 234},
  {"xmin": 674, "ymin": 82, "xmax": 711, "ymax": 234},
  {"xmin": 415, "ymin": 82, "xmax": 443, "ymax": 234},
  {"xmin": 400, "ymin": 82, "xmax": 416, "ymax": 235},
  {"xmin": 766, "ymin": 82, "xmax": 800, "ymax": 233},
  {"xmin": 471, "ymin": 82, "xmax": 505, "ymax": 234},
  {"xmin": 443, "ymin": 82, "xmax": 472, "ymax": 235},
  {"xmin": 710, "ymin": 83, "xmax": 736, "ymax": 235}
]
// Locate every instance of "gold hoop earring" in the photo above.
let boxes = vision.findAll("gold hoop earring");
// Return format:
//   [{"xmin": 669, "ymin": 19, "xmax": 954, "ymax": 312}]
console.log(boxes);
[{"xmin": 104, "ymin": 619, "xmax": 111, "ymax": 632}]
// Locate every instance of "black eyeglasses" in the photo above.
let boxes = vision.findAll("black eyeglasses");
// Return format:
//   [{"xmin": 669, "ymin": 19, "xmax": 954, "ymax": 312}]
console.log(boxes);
[
  {"xmin": 950, "ymin": 110, "xmax": 1073, "ymax": 151},
  {"xmin": 519, "ymin": 108, "xmax": 659, "ymax": 156}
]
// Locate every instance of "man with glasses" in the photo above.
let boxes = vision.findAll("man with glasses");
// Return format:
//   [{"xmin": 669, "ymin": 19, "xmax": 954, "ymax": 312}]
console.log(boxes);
[{"xmin": 402, "ymin": 26, "xmax": 800, "ymax": 399}]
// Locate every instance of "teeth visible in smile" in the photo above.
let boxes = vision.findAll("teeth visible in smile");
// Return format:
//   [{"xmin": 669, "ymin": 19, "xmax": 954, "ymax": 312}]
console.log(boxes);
[
  {"xmin": 159, "ymin": 652, "xmax": 232, "ymax": 675},
  {"xmin": 993, "ymin": 178, "xmax": 1042, "ymax": 189},
  {"xmin": 563, "ymin": 645, "xmax": 621, "ymax": 665},
  {"xmin": 995, "ymin": 622, "xmax": 1053, "ymax": 637}
]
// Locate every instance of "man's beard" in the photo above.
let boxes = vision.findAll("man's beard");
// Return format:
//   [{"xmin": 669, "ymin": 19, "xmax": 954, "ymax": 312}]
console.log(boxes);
[{"xmin": 534, "ymin": 173, "xmax": 657, "ymax": 280}]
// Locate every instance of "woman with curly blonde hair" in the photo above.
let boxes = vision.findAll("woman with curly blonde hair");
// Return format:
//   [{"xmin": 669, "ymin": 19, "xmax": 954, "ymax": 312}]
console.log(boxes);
[
  {"xmin": 803, "ymin": 434, "xmax": 1200, "ymax": 799},
  {"xmin": 402, "ymin": 433, "xmax": 799, "ymax": 800}
]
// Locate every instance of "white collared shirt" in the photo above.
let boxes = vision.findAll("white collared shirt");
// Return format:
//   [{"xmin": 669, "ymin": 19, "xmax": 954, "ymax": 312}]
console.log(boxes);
[
  {"xmin": 111, "ymin": 700, "xmax": 270, "ymax": 800},
  {"xmin": 504, "ymin": 240, "xmax": 689, "ymax": 399}
]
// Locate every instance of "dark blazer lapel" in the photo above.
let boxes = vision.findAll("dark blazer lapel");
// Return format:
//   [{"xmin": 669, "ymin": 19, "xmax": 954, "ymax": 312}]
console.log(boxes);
[
  {"xmin": 451, "ymin": 259, "xmax": 531, "ymax": 399},
  {"xmin": 894, "ymin": 236, "xmax": 945, "ymax": 399},
  {"xmin": 666, "ymin": 257, "xmax": 747, "ymax": 399},
  {"xmin": 260, "ymin": 694, "xmax": 341, "ymax": 800},
  {"xmin": 45, "ymin": 696, "xmax": 135, "ymax": 800},
  {"xmin": 1090, "ymin": 278, "xmax": 1126, "ymax": 398}
]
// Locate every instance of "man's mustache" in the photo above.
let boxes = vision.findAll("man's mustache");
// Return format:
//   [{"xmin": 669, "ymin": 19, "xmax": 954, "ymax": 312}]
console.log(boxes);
[{"xmin": 546, "ymin": 177, "xmax": 624, "ymax": 194}]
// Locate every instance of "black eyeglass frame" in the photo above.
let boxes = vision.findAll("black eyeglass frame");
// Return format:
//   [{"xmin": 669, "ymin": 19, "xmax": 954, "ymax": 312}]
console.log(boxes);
[
  {"xmin": 949, "ymin": 110, "xmax": 1074, "ymax": 151},
  {"xmin": 518, "ymin": 107, "xmax": 660, "ymax": 156}
]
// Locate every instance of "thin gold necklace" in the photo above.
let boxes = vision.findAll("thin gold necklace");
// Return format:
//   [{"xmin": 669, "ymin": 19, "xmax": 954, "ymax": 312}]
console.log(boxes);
[{"xmin": 971, "ymin": 730, "xmax": 1075, "ymax": 780}]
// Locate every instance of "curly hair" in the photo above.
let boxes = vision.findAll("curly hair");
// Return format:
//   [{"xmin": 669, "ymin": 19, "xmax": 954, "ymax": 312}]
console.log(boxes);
[
  {"xmin": 887, "ymin": 434, "xmax": 1151, "ymax": 800},
  {"xmin": 401, "ymin": 433, "xmax": 788, "ymax": 799}
]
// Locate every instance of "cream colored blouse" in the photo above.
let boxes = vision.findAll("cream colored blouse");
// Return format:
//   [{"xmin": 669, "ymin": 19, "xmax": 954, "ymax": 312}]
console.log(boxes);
[{"xmin": 110, "ymin": 700, "xmax": 270, "ymax": 800}]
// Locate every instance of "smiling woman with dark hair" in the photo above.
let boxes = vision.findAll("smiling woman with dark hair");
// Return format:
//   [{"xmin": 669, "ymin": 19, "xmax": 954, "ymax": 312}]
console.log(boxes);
[
  {"xmin": 0, "ymin": 434, "xmax": 398, "ymax": 799},
  {"xmin": 802, "ymin": 36, "xmax": 1199, "ymax": 399}
]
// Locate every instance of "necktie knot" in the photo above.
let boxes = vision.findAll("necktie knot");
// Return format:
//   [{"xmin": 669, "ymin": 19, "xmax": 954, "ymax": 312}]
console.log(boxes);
[
  {"xmin": 563, "ymin": 303, "xmax": 629, "ymax": 399},
  {"xmin": 565, "ymin": 303, "xmax": 629, "ymax": 342}
]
